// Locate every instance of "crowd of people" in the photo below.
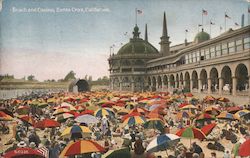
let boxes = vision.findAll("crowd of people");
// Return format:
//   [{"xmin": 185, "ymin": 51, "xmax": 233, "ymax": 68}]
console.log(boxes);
[{"xmin": 0, "ymin": 91, "xmax": 249, "ymax": 158}]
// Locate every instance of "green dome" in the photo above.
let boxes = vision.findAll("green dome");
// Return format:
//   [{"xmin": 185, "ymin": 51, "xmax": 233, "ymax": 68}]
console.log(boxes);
[
  {"xmin": 117, "ymin": 39, "xmax": 159, "ymax": 55},
  {"xmin": 194, "ymin": 29, "xmax": 210, "ymax": 43}
]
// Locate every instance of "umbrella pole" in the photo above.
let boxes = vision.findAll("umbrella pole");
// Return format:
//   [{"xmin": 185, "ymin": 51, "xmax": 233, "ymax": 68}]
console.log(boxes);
[{"xmin": 190, "ymin": 138, "xmax": 191, "ymax": 148}]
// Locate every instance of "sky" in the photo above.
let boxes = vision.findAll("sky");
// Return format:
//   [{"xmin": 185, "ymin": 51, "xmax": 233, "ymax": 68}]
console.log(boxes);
[{"xmin": 0, "ymin": 0, "xmax": 249, "ymax": 81}]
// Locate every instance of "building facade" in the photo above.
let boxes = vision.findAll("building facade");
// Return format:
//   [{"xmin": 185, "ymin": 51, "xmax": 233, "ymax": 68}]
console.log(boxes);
[{"xmin": 108, "ymin": 12, "xmax": 250, "ymax": 103}]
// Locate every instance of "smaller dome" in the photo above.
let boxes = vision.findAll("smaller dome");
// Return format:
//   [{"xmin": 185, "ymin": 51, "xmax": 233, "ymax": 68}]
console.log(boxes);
[{"xmin": 194, "ymin": 29, "xmax": 210, "ymax": 43}]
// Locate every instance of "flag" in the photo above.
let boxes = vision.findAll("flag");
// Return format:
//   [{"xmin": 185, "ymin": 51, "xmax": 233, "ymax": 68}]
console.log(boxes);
[
  {"xmin": 225, "ymin": 13, "xmax": 231, "ymax": 19},
  {"xmin": 210, "ymin": 21, "xmax": 215, "ymax": 25},
  {"xmin": 248, "ymin": 7, "xmax": 250, "ymax": 13},
  {"xmin": 202, "ymin": 9, "xmax": 208, "ymax": 15},
  {"xmin": 235, "ymin": 22, "xmax": 239, "ymax": 26},
  {"xmin": 137, "ymin": 9, "xmax": 143, "ymax": 14},
  {"xmin": 37, "ymin": 147, "xmax": 49, "ymax": 158},
  {"xmin": 198, "ymin": 24, "xmax": 202, "ymax": 27},
  {"xmin": 185, "ymin": 29, "xmax": 188, "ymax": 32}
]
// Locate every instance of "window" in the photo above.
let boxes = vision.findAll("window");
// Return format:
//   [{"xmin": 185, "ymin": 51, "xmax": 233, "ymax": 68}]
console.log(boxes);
[
  {"xmin": 228, "ymin": 41, "xmax": 235, "ymax": 54},
  {"xmin": 216, "ymin": 45, "xmax": 221, "ymax": 57},
  {"xmin": 221, "ymin": 43, "xmax": 228, "ymax": 55},
  {"xmin": 200, "ymin": 49, "xmax": 205, "ymax": 60},
  {"xmin": 185, "ymin": 55, "xmax": 189, "ymax": 64},
  {"xmin": 243, "ymin": 37, "xmax": 250, "ymax": 49},
  {"xmin": 192, "ymin": 52, "xmax": 197, "ymax": 62},
  {"xmin": 205, "ymin": 48, "xmax": 210, "ymax": 59},
  {"xmin": 236, "ymin": 39, "xmax": 243, "ymax": 52},
  {"xmin": 189, "ymin": 53, "xmax": 192, "ymax": 63},
  {"xmin": 196, "ymin": 51, "xmax": 200, "ymax": 62},
  {"xmin": 210, "ymin": 46, "xmax": 215, "ymax": 58}
]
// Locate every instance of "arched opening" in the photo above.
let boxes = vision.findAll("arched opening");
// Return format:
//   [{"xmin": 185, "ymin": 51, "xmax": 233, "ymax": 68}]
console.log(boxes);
[
  {"xmin": 157, "ymin": 76, "xmax": 162, "ymax": 89},
  {"xmin": 163, "ymin": 75, "xmax": 168, "ymax": 88},
  {"xmin": 185, "ymin": 72, "xmax": 190, "ymax": 90},
  {"xmin": 134, "ymin": 77, "xmax": 143, "ymax": 91},
  {"xmin": 152, "ymin": 77, "xmax": 157, "ymax": 91},
  {"xmin": 180, "ymin": 73, "xmax": 184, "ymax": 88},
  {"xmin": 221, "ymin": 66, "xmax": 232, "ymax": 93},
  {"xmin": 122, "ymin": 77, "xmax": 131, "ymax": 91},
  {"xmin": 176, "ymin": 74, "xmax": 179, "ymax": 88},
  {"xmin": 192, "ymin": 71, "xmax": 198, "ymax": 89},
  {"xmin": 170, "ymin": 74, "xmax": 175, "ymax": 88},
  {"xmin": 235, "ymin": 64, "xmax": 249, "ymax": 92},
  {"xmin": 210, "ymin": 68, "xmax": 219, "ymax": 93},
  {"xmin": 148, "ymin": 77, "xmax": 151, "ymax": 86},
  {"xmin": 200, "ymin": 69, "xmax": 208, "ymax": 91}
]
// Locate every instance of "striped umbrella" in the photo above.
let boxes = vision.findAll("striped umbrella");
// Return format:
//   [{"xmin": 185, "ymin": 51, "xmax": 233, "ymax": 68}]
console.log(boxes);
[
  {"xmin": 61, "ymin": 125, "xmax": 92, "ymax": 139},
  {"xmin": 196, "ymin": 113, "xmax": 215, "ymax": 121},
  {"xmin": 54, "ymin": 113, "xmax": 74, "ymax": 122},
  {"xmin": 123, "ymin": 116, "xmax": 146, "ymax": 126},
  {"xmin": 94, "ymin": 108, "xmax": 114, "ymax": 118},
  {"xmin": 180, "ymin": 104, "xmax": 197, "ymax": 110},
  {"xmin": 0, "ymin": 111, "xmax": 13, "ymax": 121},
  {"xmin": 217, "ymin": 111, "xmax": 235, "ymax": 120},
  {"xmin": 74, "ymin": 114, "xmax": 99, "ymax": 124},
  {"xmin": 146, "ymin": 134, "xmax": 180, "ymax": 153},
  {"xmin": 60, "ymin": 140, "xmax": 105, "ymax": 156},
  {"xmin": 234, "ymin": 110, "xmax": 250, "ymax": 120},
  {"xmin": 53, "ymin": 108, "xmax": 70, "ymax": 115}
]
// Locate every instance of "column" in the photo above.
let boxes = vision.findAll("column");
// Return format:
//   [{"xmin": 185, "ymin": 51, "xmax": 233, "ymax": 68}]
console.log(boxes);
[
  {"xmin": 131, "ymin": 82, "xmax": 135, "ymax": 92},
  {"xmin": 168, "ymin": 79, "xmax": 171, "ymax": 92},
  {"xmin": 119, "ymin": 82, "xmax": 122, "ymax": 91},
  {"xmin": 198, "ymin": 79, "xmax": 202, "ymax": 93},
  {"xmin": 248, "ymin": 76, "xmax": 250, "ymax": 104},
  {"xmin": 190, "ymin": 79, "xmax": 193, "ymax": 93},
  {"xmin": 219, "ymin": 77, "xmax": 223, "ymax": 95},
  {"xmin": 232, "ymin": 76, "xmax": 237, "ymax": 96},
  {"xmin": 208, "ymin": 78, "xmax": 212, "ymax": 94}
]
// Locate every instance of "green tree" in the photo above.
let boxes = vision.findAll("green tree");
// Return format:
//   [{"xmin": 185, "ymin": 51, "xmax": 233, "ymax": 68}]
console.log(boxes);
[
  {"xmin": 27, "ymin": 75, "xmax": 35, "ymax": 81},
  {"xmin": 64, "ymin": 71, "xmax": 76, "ymax": 81}
]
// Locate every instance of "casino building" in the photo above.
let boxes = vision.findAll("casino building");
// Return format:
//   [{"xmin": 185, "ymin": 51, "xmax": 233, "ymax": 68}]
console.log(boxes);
[{"xmin": 108, "ymin": 12, "xmax": 250, "ymax": 103}]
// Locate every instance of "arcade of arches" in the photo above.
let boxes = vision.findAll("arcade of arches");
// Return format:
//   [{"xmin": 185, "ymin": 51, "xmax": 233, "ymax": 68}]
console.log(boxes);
[{"xmin": 147, "ymin": 63, "xmax": 249, "ymax": 96}]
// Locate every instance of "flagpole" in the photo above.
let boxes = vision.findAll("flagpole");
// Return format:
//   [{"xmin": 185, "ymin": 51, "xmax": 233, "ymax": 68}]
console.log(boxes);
[
  {"xmin": 209, "ymin": 20, "xmax": 211, "ymax": 36},
  {"xmin": 224, "ymin": 12, "xmax": 226, "ymax": 31},
  {"xmin": 202, "ymin": 10, "xmax": 204, "ymax": 29},
  {"xmin": 135, "ymin": 8, "xmax": 137, "ymax": 25}
]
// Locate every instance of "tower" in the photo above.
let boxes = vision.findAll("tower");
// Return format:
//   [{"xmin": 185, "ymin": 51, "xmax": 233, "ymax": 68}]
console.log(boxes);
[{"xmin": 159, "ymin": 12, "xmax": 171, "ymax": 56}]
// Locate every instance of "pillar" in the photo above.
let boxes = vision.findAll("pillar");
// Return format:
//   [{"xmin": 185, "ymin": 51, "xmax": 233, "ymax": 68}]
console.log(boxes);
[
  {"xmin": 119, "ymin": 82, "xmax": 122, "ymax": 91},
  {"xmin": 190, "ymin": 79, "xmax": 193, "ymax": 93},
  {"xmin": 219, "ymin": 77, "xmax": 223, "ymax": 95},
  {"xmin": 168, "ymin": 79, "xmax": 171, "ymax": 92},
  {"xmin": 232, "ymin": 76, "xmax": 237, "ymax": 96},
  {"xmin": 208, "ymin": 78, "xmax": 212, "ymax": 94},
  {"xmin": 198, "ymin": 79, "xmax": 202, "ymax": 93},
  {"xmin": 131, "ymin": 82, "xmax": 135, "ymax": 92}
]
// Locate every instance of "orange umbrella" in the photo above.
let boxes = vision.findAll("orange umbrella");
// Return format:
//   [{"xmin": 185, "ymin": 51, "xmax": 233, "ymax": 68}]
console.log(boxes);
[
  {"xmin": 0, "ymin": 111, "xmax": 13, "ymax": 121},
  {"xmin": 60, "ymin": 140, "xmax": 105, "ymax": 157},
  {"xmin": 34, "ymin": 118, "xmax": 60, "ymax": 128},
  {"xmin": 201, "ymin": 123, "xmax": 217, "ymax": 135}
]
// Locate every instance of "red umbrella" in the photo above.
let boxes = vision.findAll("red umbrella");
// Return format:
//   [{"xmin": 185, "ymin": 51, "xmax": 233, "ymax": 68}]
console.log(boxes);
[
  {"xmin": 19, "ymin": 115, "xmax": 35, "ymax": 125},
  {"xmin": 178, "ymin": 103, "xmax": 188, "ymax": 108},
  {"xmin": 80, "ymin": 109, "xmax": 94, "ymax": 115},
  {"xmin": 227, "ymin": 106, "xmax": 242, "ymax": 113},
  {"xmin": 196, "ymin": 113, "xmax": 215, "ymax": 121},
  {"xmin": 3, "ymin": 147, "xmax": 45, "ymax": 158},
  {"xmin": 176, "ymin": 126, "xmax": 206, "ymax": 140},
  {"xmin": 239, "ymin": 139, "xmax": 250, "ymax": 157},
  {"xmin": 201, "ymin": 123, "xmax": 217, "ymax": 136},
  {"xmin": 34, "ymin": 118, "xmax": 60, "ymax": 128},
  {"xmin": 122, "ymin": 112, "xmax": 141, "ymax": 121}
]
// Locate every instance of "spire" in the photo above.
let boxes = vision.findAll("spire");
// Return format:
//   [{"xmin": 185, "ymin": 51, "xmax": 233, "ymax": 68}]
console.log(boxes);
[
  {"xmin": 159, "ymin": 12, "xmax": 171, "ymax": 56},
  {"xmin": 145, "ymin": 24, "xmax": 148, "ymax": 41},
  {"xmin": 162, "ymin": 12, "xmax": 168, "ymax": 37}
]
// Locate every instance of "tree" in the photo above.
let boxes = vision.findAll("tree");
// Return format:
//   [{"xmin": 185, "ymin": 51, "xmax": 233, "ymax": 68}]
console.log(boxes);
[
  {"xmin": 27, "ymin": 75, "xmax": 35, "ymax": 81},
  {"xmin": 64, "ymin": 71, "xmax": 76, "ymax": 81}
]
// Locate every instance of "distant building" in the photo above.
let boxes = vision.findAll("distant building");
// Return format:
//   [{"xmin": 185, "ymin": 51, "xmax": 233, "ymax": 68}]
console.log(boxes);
[
  {"xmin": 68, "ymin": 79, "xmax": 90, "ymax": 92},
  {"xmin": 108, "ymin": 12, "xmax": 250, "ymax": 103}
]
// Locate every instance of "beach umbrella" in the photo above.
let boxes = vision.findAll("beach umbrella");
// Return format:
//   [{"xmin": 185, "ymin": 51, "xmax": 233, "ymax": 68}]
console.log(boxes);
[
  {"xmin": 146, "ymin": 134, "xmax": 180, "ymax": 153},
  {"xmin": 117, "ymin": 109, "xmax": 129, "ymax": 115},
  {"xmin": 176, "ymin": 111, "xmax": 194, "ymax": 120},
  {"xmin": 239, "ymin": 139, "xmax": 250, "ymax": 157},
  {"xmin": 52, "ymin": 108, "xmax": 70, "ymax": 115},
  {"xmin": 60, "ymin": 140, "xmax": 105, "ymax": 157},
  {"xmin": 75, "ymin": 105, "xmax": 86, "ymax": 112},
  {"xmin": 180, "ymin": 104, "xmax": 197, "ymax": 110},
  {"xmin": 16, "ymin": 106, "xmax": 30, "ymax": 115},
  {"xmin": 200, "ymin": 123, "xmax": 217, "ymax": 136},
  {"xmin": 176, "ymin": 126, "xmax": 206, "ymax": 146},
  {"xmin": 146, "ymin": 112, "xmax": 164, "ymax": 120},
  {"xmin": 47, "ymin": 98, "xmax": 56, "ymax": 103},
  {"xmin": 178, "ymin": 103, "xmax": 188, "ymax": 108},
  {"xmin": 204, "ymin": 95, "xmax": 216, "ymax": 102},
  {"xmin": 3, "ymin": 147, "xmax": 45, "ymax": 158},
  {"xmin": 61, "ymin": 125, "xmax": 92, "ymax": 139},
  {"xmin": 123, "ymin": 116, "xmax": 146, "ymax": 126},
  {"xmin": 94, "ymin": 108, "xmax": 114, "ymax": 118},
  {"xmin": 75, "ymin": 114, "xmax": 99, "ymax": 124},
  {"xmin": 232, "ymin": 143, "xmax": 241, "ymax": 157},
  {"xmin": 234, "ymin": 109, "xmax": 250, "ymax": 120},
  {"xmin": 60, "ymin": 102, "xmax": 76, "ymax": 111},
  {"xmin": 217, "ymin": 111, "xmax": 235, "ymax": 120},
  {"xmin": 54, "ymin": 113, "xmax": 74, "ymax": 122},
  {"xmin": 196, "ymin": 113, "xmax": 215, "ymax": 121},
  {"xmin": 217, "ymin": 97, "xmax": 230, "ymax": 102},
  {"xmin": 80, "ymin": 109, "xmax": 94, "ymax": 115},
  {"xmin": 37, "ymin": 102, "xmax": 48, "ymax": 108},
  {"xmin": 18, "ymin": 115, "xmax": 35, "ymax": 125},
  {"xmin": 227, "ymin": 106, "xmax": 242, "ymax": 113},
  {"xmin": 125, "ymin": 103, "xmax": 135, "ymax": 110},
  {"xmin": 204, "ymin": 106, "xmax": 220, "ymax": 114},
  {"xmin": 0, "ymin": 111, "xmax": 13, "ymax": 121},
  {"xmin": 34, "ymin": 118, "xmax": 60, "ymax": 128},
  {"xmin": 121, "ymin": 112, "xmax": 141, "ymax": 121},
  {"xmin": 144, "ymin": 118, "xmax": 164, "ymax": 132},
  {"xmin": 129, "ymin": 108, "xmax": 148, "ymax": 115},
  {"xmin": 148, "ymin": 104, "xmax": 162, "ymax": 111},
  {"xmin": 102, "ymin": 147, "xmax": 131, "ymax": 158}
]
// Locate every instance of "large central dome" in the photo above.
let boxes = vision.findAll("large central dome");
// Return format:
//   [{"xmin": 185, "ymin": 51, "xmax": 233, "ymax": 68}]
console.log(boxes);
[{"xmin": 117, "ymin": 25, "xmax": 159, "ymax": 55}]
